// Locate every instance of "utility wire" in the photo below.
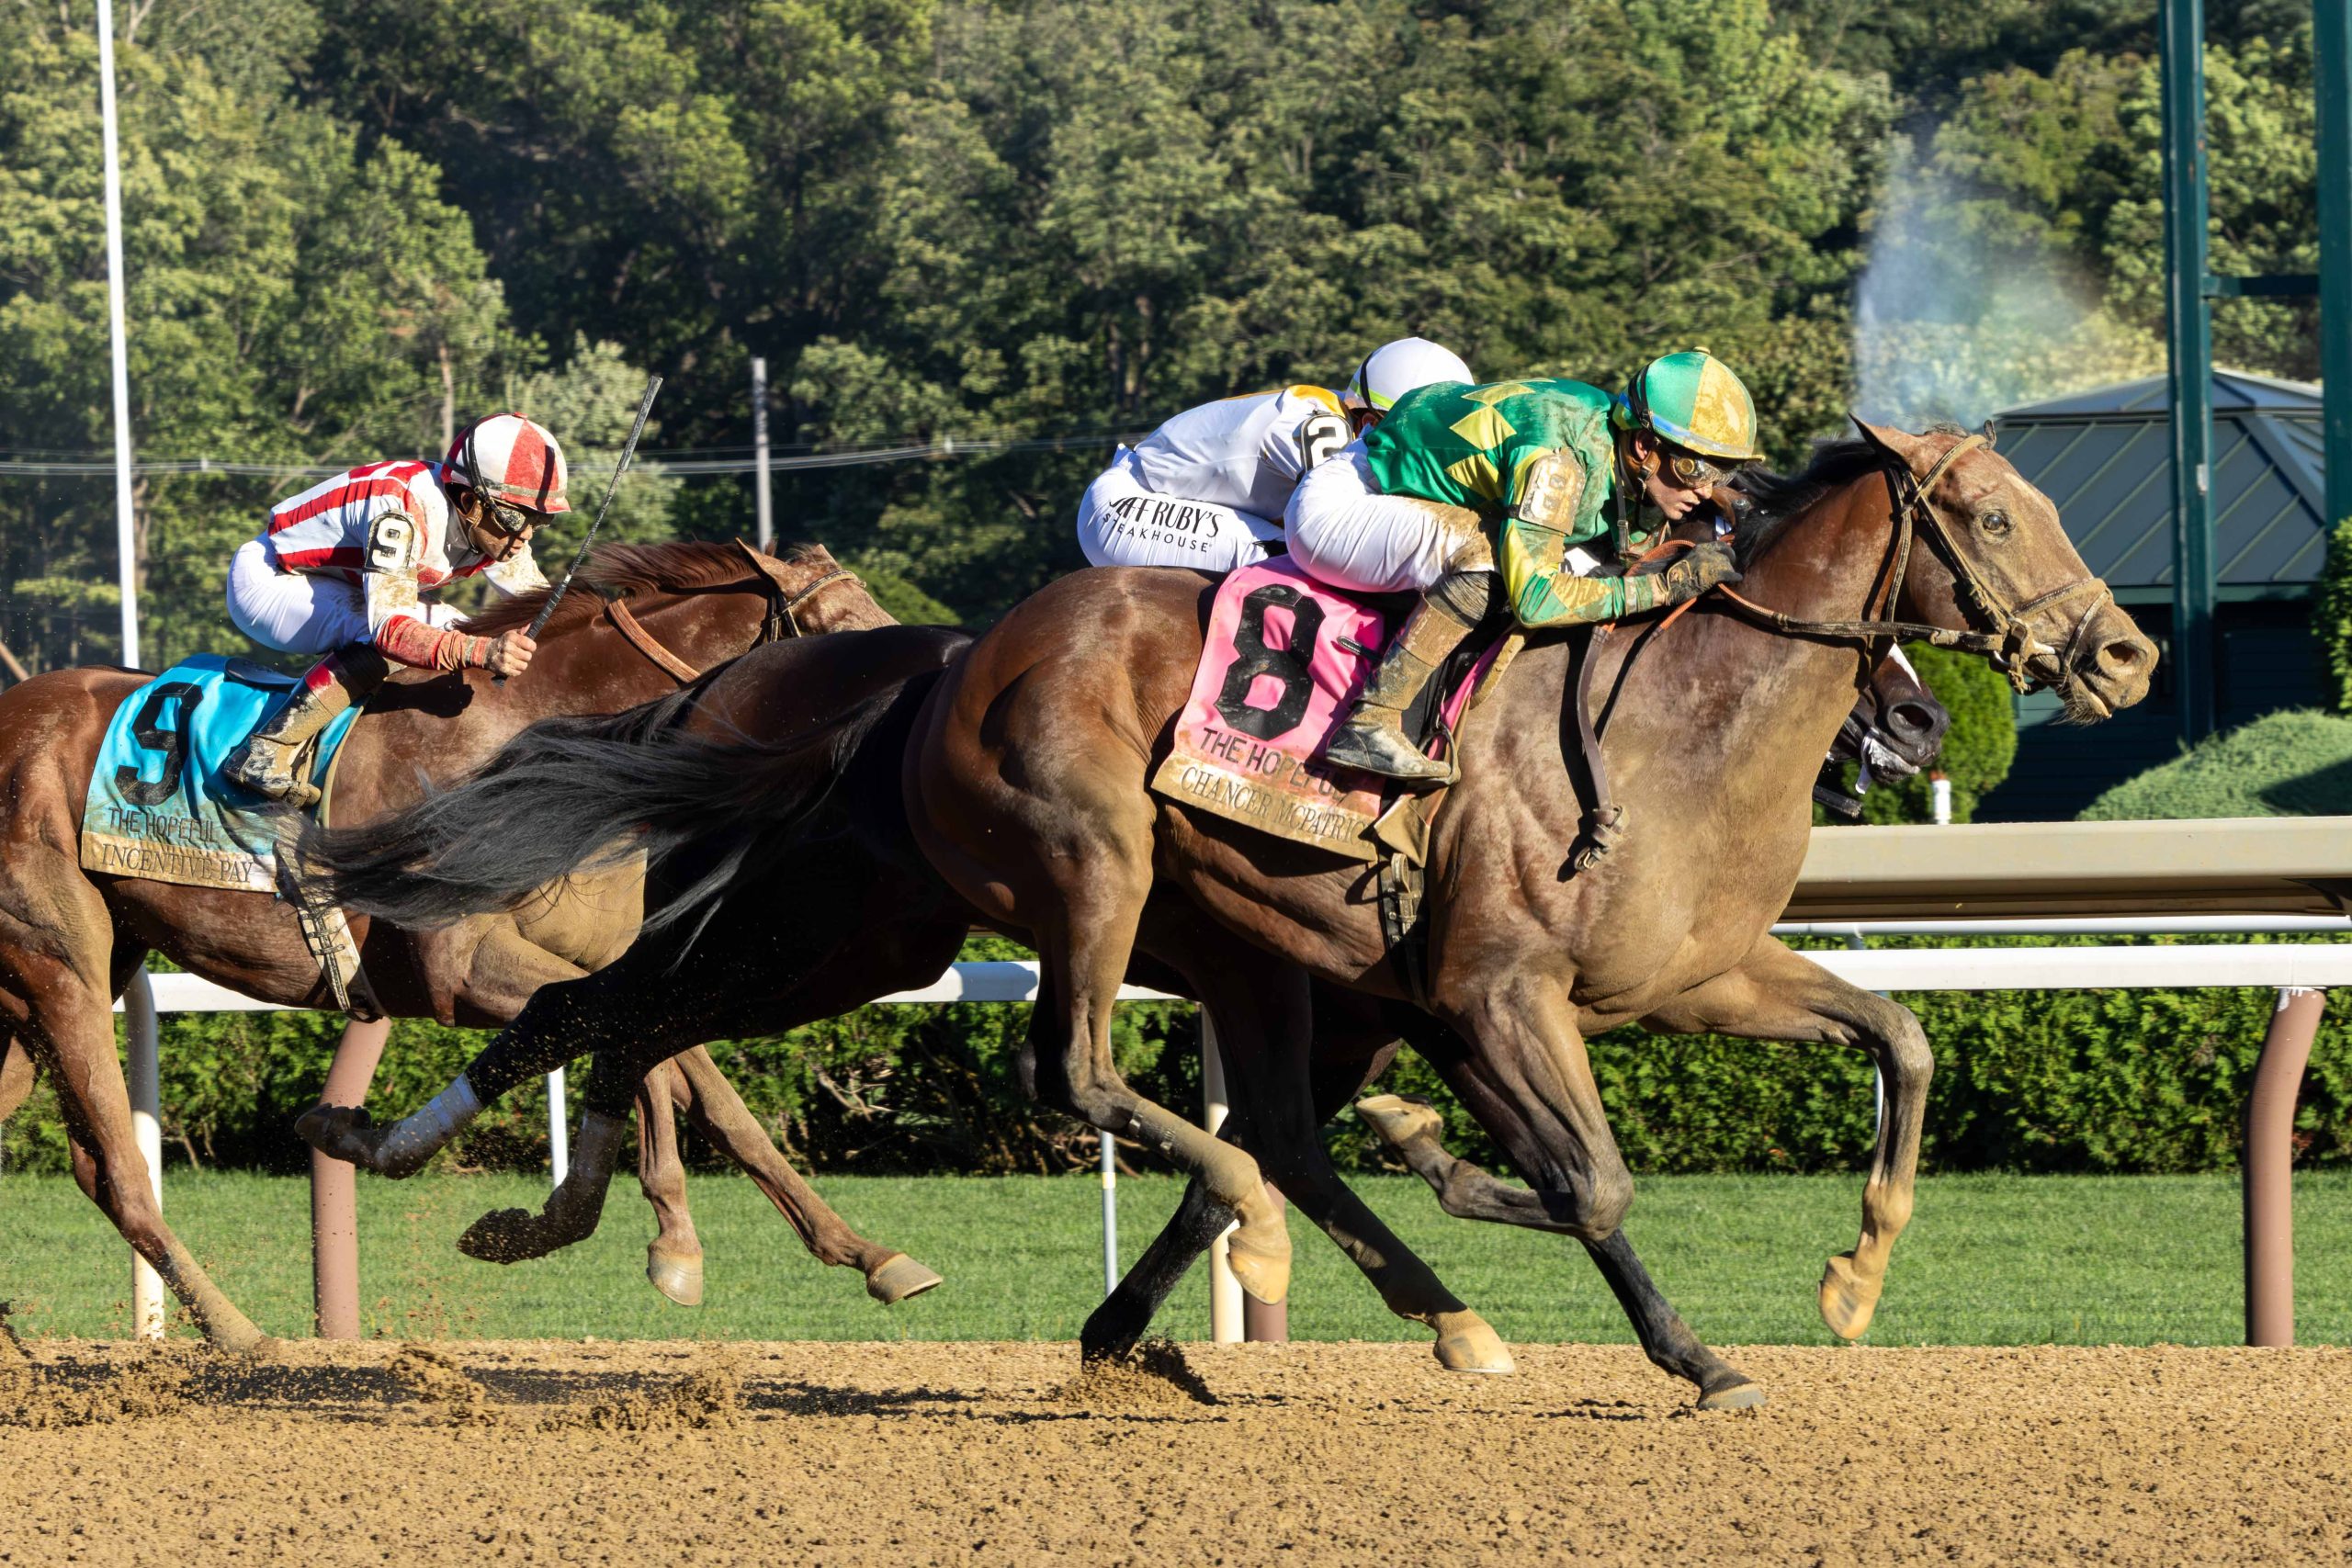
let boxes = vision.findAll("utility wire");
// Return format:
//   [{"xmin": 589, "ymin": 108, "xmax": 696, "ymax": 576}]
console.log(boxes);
[{"xmin": 0, "ymin": 430, "xmax": 1144, "ymax": 480}]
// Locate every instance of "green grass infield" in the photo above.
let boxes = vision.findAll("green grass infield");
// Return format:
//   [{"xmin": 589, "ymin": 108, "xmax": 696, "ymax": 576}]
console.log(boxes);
[{"xmin": 2, "ymin": 1171, "xmax": 2345, "ymax": 1346}]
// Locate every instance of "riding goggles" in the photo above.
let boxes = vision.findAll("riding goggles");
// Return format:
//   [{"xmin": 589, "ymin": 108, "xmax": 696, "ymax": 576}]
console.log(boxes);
[
  {"xmin": 1655, "ymin": 442, "xmax": 1747, "ymax": 492},
  {"xmin": 473, "ymin": 493, "xmax": 539, "ymax": 542}
]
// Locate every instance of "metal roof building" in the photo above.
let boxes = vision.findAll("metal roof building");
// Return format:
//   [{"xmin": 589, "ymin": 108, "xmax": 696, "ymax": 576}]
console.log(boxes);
[{"xmin": 1979, "ymin": 371, "xmax": 2330, "ymax": 819}]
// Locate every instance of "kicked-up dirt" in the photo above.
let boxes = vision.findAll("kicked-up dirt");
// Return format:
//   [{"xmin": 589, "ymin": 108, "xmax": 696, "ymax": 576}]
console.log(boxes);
[{"xmin": 3, "ymin": 1337, "xmax": 2348, "ymax": 1564}]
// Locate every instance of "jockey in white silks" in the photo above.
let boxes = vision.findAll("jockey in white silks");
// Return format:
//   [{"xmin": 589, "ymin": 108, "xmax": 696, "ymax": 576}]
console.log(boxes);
[
  {"xmin": 1074, "ymin": 337, "xmax": 1475, "ymax": 571},
  {"xmin": 222, "ymin": 412, "xmax": 568, "ymax": 806}
]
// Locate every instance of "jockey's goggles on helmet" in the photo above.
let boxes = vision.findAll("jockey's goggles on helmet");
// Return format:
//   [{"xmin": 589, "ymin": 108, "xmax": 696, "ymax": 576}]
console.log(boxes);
[
  {"xmin": 472, "ymin": 493, "xmax": 539, "ymax": 541},
  {"xmin": 1653, "ymin": 441, "xmax": 1747, "ymax": 491}
]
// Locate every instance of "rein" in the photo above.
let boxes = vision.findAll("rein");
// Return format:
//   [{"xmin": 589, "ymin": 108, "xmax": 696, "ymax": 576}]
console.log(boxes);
[
  {"xmin": 597, "ymin": 551, "xmax": 865, "ymax": 685},
  {"xmin": 1712, "ymin": 434, "xmax": 2112, "ymax": 694}
]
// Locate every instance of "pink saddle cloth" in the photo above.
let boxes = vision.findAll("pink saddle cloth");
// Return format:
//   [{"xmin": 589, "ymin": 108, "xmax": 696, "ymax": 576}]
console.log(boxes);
[{"xmin": 1148, "ymin": 559, "xmax": 1490, "ymax": 860}]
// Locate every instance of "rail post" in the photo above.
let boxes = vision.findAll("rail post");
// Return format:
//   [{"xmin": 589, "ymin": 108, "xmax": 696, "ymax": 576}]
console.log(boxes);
[
  {"xmin": 2245, "ymin": 986, "xmax": 2324, "ymax": 1346},
  {"xmin": 1099, "ymin": 1130, "xmax": 1118, "ymax": 1296},
  {"xmin": 311, "ymin": 1015, "xmax": 391, "ymax": 1338},
  {"xmin": 122, "ymin": 967, "xmax": 164, "ymax": 1339}
]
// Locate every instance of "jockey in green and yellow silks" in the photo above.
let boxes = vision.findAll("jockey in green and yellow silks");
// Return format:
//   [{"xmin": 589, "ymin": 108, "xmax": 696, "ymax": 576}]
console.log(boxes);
[{"xmin": 1283, "ymin": 350, "xmax": 1766, "ymax": 783}]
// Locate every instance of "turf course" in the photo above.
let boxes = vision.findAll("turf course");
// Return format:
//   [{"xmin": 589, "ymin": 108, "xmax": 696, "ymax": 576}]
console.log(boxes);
[{"xmin": 3, "ymin": 1171, "xmax": 2346, "ymax": 1346}]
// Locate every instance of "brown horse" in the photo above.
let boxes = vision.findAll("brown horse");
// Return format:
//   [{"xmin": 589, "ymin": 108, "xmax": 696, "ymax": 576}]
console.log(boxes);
[
  {"xmin": 0, "ymin": 540, "xmax": 935, "ymax": 1350},
  {"xmin": 890, "ymin": 421, "xmax": 2153, "ymax": 1367},
  {"xmin": 302, "ymin": 547, "xmax": 1962, "ymax": 1400}
]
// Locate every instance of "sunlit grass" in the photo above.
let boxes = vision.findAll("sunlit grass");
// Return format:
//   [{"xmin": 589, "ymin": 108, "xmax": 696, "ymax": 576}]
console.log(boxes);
[{"xmin": 3, "ymin": 1170, "xmax": 2345, "ymax": 1347}]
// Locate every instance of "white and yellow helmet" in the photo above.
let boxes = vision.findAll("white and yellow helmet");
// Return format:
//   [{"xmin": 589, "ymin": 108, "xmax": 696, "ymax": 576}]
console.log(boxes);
[{"xmin": 1341, "ymin": 337, "xmax": 1475, "ymax": 418}]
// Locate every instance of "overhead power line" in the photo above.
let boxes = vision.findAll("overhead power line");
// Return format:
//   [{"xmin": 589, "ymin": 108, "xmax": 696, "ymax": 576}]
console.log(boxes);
[{"xmin": 0, "ymin": 431, "xmax": 1144, "ymax": 480}]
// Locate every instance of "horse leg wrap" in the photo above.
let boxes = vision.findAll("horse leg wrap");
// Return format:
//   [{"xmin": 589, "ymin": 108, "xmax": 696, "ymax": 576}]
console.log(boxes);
[{"xmin": 376, "ymin": 1075, "xmax": 482, "ymax": 1177}]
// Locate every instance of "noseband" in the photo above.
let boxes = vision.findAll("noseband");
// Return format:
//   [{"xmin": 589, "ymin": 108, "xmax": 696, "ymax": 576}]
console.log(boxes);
[{"xmin": 1716, "ymin": 434, "xmax": 2113, "ymax": 694}]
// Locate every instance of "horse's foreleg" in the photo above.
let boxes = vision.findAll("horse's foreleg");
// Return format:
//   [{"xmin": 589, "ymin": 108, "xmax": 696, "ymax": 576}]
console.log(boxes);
[
  {"xmin": 0, "ymin": 904, "xmax": 271, "ymax": 1350},
  {"xmin": 1640, "ymin": 934, "xmax": 1931, "ymax": 1341},
  {"xmin": 667, "ymin": 1046, "xmax": 942, "ymax": 1304},
  {"xmin": 0, "ymin": 1032, "xmax": 35, "ymax": 1122},
  {"xmin": 1026, "ymin": 855, "xmax": 1280, "ymax": 1301},
  {"xmin": 634, "ymin": 1061, "xmax": 704, "ymax": 1306},
  {"xmin": 1354, "ymin": 1077, "xmax": 1758, "ymax": 1405}
]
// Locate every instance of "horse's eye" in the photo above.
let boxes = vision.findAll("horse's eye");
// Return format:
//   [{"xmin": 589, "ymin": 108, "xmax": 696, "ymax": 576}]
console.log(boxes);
[{"xmin": 1980, "ymin": 509, "xmax": 2012, "ymax": 537}]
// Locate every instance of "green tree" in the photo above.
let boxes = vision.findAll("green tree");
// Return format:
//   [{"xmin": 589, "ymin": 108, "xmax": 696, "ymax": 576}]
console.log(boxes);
[{"xmin": 0, "ymin": 6, "xmax": 524, "ymax": 671}]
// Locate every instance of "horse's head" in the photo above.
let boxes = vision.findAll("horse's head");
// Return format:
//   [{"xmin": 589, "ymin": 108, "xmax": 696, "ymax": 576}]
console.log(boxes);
[{"xmin": 1852, "ymin": 420, "xmax": 2154, "ymax": 721}]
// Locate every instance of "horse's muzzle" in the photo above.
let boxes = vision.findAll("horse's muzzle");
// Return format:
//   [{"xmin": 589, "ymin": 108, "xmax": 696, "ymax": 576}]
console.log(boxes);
[{"xmin": 2050, "ymin": 598, "xmax": 2156, "ymax": 721}]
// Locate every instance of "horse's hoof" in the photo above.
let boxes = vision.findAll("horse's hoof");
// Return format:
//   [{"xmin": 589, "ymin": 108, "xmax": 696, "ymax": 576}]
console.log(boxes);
[
  {"xmin": 1818, "ymin": 1251, "xmax": 1883, "ymax": 1340},
  {"xmin": 865, "ymin": 1254, "xmax": 944, "ymax": 1305},
  {"xmin": 1697, "ymin": 1379, "xmax": 1768, "ymax": 1411},
  {"xmin": 1355, "ymin": 1093, "xmax": 1443, "ymax": 1150},
  {"xmin": 295, "ymin": 1103, "xmax": 378, "ymax": 1169},
  {"xmin": 1226, "ymin": 1232, "xmax": 1291, "ymax": 1306},
  {"xmin": 457, "ymin": 1207, "xmax": 562, "ymax": 1265},
  {"xmin": 1431, "ymin": 1316, "xmax": 1516, "ymax": 1375},
  {"xmin": 647, "ymin": 1246, "xmax": 704, "ymax": 1307}
]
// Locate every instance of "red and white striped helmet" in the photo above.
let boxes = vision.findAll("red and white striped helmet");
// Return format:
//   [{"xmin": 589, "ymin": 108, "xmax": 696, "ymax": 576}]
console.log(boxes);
[{"xmin": 448, "ymin": 413, "xmax": 571, "ymax": 516}]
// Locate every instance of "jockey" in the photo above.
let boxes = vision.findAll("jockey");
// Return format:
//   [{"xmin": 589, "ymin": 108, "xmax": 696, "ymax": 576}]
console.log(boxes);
[
  {"xmin": 1075, "ymin": 337, "xmax": 1474, "ymax": 570},
  {"xmin": 221, "ymin": 413, "xmax": 567, "ymax": 806},
  {"xmin": 1287, "ymin": 350, "xmax": 1764, "ymax": 782}
]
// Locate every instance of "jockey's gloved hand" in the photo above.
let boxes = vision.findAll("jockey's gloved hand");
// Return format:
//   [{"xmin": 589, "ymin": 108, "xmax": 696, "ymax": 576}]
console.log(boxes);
[{"xmin": 1657, "ymin": 541, "xmax": 1742, "ymax": 605}]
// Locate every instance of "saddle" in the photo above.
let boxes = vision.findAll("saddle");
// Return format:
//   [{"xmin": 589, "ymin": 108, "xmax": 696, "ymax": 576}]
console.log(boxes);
[{"xmin": 1150, "ymin": 561, "xmax": 1628, "ymax": 1006}]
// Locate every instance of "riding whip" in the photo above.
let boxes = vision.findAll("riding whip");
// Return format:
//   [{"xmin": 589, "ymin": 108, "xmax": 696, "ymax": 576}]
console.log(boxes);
[{"xmin": 494, "ymin": 372, "xmax": 662, "ymax": 684}]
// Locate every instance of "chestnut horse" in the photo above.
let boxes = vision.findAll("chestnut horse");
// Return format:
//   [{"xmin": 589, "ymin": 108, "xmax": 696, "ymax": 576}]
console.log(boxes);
[
  {"xmin": 888, "ymin": 421, "xmax": 2153, "ymax": 1384},
  {"xmin": 0, "ymin": 541, "xmax": 935, "ymax": 1349},
  {"xmin": 302, "ymin": 511, "xmax": 1966, "ymax": 1402}
]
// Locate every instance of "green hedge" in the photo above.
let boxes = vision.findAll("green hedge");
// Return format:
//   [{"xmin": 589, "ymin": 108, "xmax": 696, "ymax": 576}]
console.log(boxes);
[
  {"xmin": 2079, "ymin": 709, "xmax": 2352, "ymax": 819},
  {"xmin": 6, "ymin": 937, "xmax": 2344, "ymax": 1180}
]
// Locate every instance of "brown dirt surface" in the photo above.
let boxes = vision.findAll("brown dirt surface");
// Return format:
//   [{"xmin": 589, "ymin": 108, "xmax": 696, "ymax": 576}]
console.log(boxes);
[{"xmin": 3, "ymin": 1337, "xmax": 2348, "ymax": 1564}]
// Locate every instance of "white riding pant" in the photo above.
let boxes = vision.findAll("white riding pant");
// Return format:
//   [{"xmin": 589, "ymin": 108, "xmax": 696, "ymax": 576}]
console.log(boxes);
[
  {"xmin": 1075, "ymin": 447, "xmax": 1283, "ymax": 572},
  {"xmin": 1284, "ymin": 444, "xmax": 1610, "ymax": 595},
  {"xmin": 1283, "ymin": 445, "xmax": 1464, "ymax": 593},
  {"xmin": 226, "ymin": 538, "xmax": 460, "ymax": 656}
]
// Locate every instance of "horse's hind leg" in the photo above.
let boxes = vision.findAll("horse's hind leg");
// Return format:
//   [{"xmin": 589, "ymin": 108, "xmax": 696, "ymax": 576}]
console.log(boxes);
[
  {"xmin": 666, "ymin": 1046, "xmax": 942, "ymax": 1304},
  {"xmin": 0, "ymin": 1032, "xmax": 34, "ymax": 1122},
  {"xmin": 635, "ymin": 1061, "xmax": 705, "ymax": 1306},
  {"xmin": 1640, "ymin": 934, "xmax": 1930, "ymax": 1341}
]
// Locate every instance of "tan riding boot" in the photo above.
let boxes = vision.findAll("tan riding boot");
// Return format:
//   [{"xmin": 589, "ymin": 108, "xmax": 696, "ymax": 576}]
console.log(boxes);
[
  {"xmin": 1321, "ymin": 571, "xmax": 1492, "ymax": 784},
  {"xmin": 226, "ymin": 645, "xmax": 390, "ymax": 808}
]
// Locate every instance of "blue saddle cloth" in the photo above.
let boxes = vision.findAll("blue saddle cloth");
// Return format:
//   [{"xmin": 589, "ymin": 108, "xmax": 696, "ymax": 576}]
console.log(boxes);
[{"xmin": 78, "ymin": 654, "xmax": 364, "ymax": 894}]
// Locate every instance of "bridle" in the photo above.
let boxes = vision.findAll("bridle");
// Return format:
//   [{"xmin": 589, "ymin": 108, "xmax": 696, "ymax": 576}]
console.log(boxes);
[
  {"xmin": 602, "ymin": 545, "xmax": 865, "ymax": 685},
  {"xmin": 1712, "ymin": 434, "xmax": 2113, "ymax": 695}
]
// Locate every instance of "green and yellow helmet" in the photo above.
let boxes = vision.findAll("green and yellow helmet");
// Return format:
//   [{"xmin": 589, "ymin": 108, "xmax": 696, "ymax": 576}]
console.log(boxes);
[{"xmin": 1614, "ymin": 349, "xmax": 1764, "ymax": 463}]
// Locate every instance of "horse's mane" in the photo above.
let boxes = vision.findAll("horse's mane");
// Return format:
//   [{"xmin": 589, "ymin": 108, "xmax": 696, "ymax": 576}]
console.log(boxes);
[
  {"xmin": 1727, "ymin": 439, "xmax": 1888, "ymax": 568},
  {"xmin": 1729, "ymin": 423, "xmax": 1970, "ymax": 569},
  {"xmin": 461, "ymin": 539, "xmax": 830, "ymax": 636}
]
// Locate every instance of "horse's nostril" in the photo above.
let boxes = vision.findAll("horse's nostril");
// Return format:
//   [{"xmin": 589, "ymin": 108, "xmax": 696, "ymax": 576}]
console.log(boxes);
[
  {"xmin": 1889, "ymin": 701, "xmax": 1939, "ymax": 739},
  {"xmin": 2098, "ymin": 637, "xmax": 2149, "ymax": 673}
]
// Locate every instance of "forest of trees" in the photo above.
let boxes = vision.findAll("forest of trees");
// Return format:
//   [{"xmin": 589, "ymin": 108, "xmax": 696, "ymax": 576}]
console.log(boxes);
[{"xmin": 1, "ymin": 0, "xmax": 2325, "ymax": 660}]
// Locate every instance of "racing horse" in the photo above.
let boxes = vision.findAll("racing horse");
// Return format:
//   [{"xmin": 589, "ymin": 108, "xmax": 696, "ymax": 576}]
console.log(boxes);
[
  {"xmin": 888, "ymin": 419, "xmax": 2151, "ymax": 1367},
  {"xmin": 0, "ymin": 541, "xmax": 936, "ymax": 1350},
  {"xmin": 302, "ymin": 537, "xmax": 1962, "ymax": 1400}
]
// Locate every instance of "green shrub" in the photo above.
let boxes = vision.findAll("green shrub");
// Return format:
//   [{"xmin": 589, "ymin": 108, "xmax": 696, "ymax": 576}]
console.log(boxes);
[
  {"xmin": 1816, "ymin": 639, "xmax": 2018, "ymax": 825},
  {"xmin": 2079, "ymin": 708, "xmax": 2352, "ymax": 820}
]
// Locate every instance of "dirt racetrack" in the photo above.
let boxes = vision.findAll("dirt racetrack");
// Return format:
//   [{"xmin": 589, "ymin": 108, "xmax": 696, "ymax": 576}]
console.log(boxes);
[{"xmin": 5, "ymin": 1336, "xmax": 2349, "ymax": 1565}]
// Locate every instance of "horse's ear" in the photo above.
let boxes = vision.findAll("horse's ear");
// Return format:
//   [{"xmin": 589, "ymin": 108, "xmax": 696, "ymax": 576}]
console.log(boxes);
[
  {"xmin": 1849, "ymin": 415, "xmax": 1928, "ymax": 468},
  {"xmin": 1981, "ymin": 418, "xmax": 1997, "ymax": 451}
]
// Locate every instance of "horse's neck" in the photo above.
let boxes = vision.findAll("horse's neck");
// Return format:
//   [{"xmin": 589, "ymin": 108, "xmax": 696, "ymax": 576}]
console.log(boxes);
[{"xmin": 1479, "ymin": 484, "xmax": 1894, "ymax": 825}]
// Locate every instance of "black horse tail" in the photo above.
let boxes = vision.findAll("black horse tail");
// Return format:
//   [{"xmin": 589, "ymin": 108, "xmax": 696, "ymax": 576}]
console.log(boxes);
[{"xmin": 300, "ymin": 680, "xmax": 895, "ymax": 933}]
